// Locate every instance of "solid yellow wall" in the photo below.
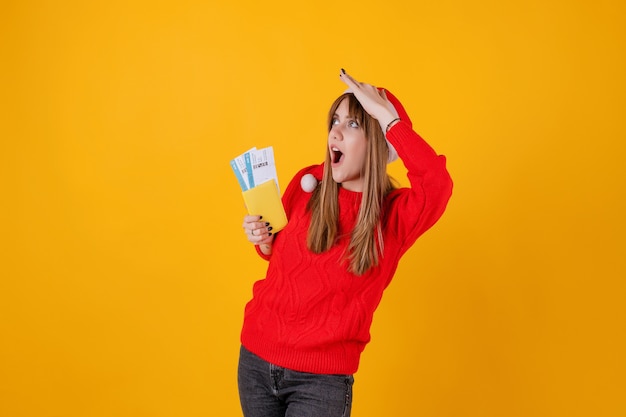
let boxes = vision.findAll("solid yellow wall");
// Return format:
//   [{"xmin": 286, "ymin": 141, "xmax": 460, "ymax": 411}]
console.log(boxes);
[{"xmin": 1, "ymin": 1, "xmax": 625, "ymax": 416}]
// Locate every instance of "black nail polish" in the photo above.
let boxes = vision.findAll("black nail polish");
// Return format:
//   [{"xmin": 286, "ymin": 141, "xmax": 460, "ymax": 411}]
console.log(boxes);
[
  {"xmin": 265, "ymin": 222, "xmax": 270, "ymax": 226},
  {"xmin": 341, "ymin": 68, "xmax": 346, "ymax": 74},
  {"xmin": 259, "ymin": 216, "xmax": 263, "ymax": 220},
  {"xmin": 268, "ymin": 232, "xmax": 272, "ymax": 237},
  {"xmin": 267, "ymin": 227, "xmax": 273, "ymax": 232}
]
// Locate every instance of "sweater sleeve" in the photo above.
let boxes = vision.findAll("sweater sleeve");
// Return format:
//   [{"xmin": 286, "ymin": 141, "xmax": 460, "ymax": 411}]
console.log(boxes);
[{"xmin": 384, "ymin": 121, "xmax": 453, "ymax": 251}]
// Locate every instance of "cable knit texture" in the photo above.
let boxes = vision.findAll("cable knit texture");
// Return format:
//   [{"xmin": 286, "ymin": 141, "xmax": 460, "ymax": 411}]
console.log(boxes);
[{"xmin": 240, "ymin": 121, "xmax": 453, "ymax": 374}]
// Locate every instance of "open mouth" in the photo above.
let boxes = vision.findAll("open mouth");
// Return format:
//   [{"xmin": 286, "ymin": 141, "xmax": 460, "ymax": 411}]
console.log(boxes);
[{"xmin": 331, "ymin": 147, "xmax": 343, "ymax": 164}]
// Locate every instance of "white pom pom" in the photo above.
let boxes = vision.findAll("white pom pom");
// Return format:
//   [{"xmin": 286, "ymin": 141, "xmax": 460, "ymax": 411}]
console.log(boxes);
[{"xmin": 300, "ymin": 173, "xmax": 318, "ymax": 193}]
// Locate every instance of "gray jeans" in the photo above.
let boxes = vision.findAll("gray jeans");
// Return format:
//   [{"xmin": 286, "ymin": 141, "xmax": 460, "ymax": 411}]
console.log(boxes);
[{"xmin": 238, "ymin": 345, "xmax": 354, "ymax": 417}]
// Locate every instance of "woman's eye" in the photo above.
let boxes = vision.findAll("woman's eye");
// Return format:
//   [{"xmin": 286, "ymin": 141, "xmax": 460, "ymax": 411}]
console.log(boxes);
[
  {"xmin": 349, "ymin": 120, "xmax": 359, "ymax": 128},
  {"xmin": 331, "ymin": 118, "xmax": 340, "ymax": 126}
]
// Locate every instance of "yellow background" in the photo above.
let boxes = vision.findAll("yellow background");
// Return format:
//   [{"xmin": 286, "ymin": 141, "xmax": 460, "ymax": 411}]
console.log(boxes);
[{"xmin": 2, "ymin": 1, "xmax": 625, "ymax": 416}]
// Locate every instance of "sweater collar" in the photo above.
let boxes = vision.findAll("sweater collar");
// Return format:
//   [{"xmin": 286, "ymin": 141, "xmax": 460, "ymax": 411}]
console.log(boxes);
[{"xmin": 338, "ymin": 185, "xmax": 362, "ymax": 205}]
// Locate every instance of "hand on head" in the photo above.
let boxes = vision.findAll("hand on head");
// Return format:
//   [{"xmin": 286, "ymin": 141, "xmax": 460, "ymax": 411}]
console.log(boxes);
[{"xmin": 339, "ymin": 69, "xmax": 399, "ymax": 132}]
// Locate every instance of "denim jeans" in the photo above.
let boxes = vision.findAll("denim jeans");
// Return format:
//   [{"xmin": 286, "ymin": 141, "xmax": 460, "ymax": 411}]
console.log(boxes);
[{"xmin": 238, "ymin": 345, "xmax": 354, "ymax": 417}]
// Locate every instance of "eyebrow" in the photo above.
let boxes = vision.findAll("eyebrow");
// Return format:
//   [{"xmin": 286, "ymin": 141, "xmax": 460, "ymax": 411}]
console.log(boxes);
[{"xmin": 333, "ymin": 112, "xmax": 356, "ymax": 119}]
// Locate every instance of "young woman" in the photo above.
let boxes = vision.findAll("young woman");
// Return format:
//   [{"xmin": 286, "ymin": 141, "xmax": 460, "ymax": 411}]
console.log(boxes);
[{"xmin": 238, "ymin": 70, "xmax": 453, "ymax": 417}]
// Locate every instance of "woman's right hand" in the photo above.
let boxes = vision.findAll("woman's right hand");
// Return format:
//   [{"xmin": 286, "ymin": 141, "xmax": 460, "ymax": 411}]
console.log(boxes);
[
  {"xmin": 339, "ymin": 69, "xmax": 399, "ymax": 132},
  {"xmin": 242, "ymin": 215, "xmax": 274, "ymax": 246}
]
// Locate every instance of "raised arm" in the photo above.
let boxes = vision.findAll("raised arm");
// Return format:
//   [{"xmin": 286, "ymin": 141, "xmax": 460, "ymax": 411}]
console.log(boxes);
[{"xmin": 340, "ymin": 69, "xmax": 453, "ymax": 246}]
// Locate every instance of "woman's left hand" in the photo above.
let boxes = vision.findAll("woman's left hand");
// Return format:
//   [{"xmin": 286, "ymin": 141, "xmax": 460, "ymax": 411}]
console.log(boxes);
[{"xmin": 339, "ymin": 69, "xmax": 399, "ymax": 130}]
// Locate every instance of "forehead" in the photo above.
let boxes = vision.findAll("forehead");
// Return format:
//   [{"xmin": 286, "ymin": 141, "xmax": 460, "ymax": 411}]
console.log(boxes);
[
  {"xmin": 335, "ymin": 98, "xmax": 350, "ymax": 114},
  {"xmin": 335, "ymin": 96, "xmax": 362, "ymax": 118}
]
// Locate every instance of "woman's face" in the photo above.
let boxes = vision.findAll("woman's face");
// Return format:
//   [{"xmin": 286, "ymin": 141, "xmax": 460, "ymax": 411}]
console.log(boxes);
[{"xmin": 328, "ymin": 98, "xmax": 368, "ymax": 192}]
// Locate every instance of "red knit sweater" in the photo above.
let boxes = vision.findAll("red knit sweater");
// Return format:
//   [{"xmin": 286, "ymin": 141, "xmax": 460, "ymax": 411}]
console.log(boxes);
[{"xmin": 240, "ymin": 121, "xmax": 453, "ymax": 375}]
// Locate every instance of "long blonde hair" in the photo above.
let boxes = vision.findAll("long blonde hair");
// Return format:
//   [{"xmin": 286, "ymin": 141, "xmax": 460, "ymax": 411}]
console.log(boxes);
[{"xmin": 307, "ymin": 93, "xmax": 395, "ymax": 275}]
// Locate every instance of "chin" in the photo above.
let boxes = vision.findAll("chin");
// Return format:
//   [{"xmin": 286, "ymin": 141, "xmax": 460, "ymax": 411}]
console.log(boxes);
[{"xmin": 330, "ymin": 171, "xmax": 344, "ymax": 184}]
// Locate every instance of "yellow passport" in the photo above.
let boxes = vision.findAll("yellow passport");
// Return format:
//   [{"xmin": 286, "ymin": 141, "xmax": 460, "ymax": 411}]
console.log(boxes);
[{"xmin": 242, "ymin": 179, "xmax": 288, "ymax": 233}]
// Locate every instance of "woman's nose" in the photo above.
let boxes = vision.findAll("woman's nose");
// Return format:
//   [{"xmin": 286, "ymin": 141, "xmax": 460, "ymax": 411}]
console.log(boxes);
[{"xmin": 330, "ymin": 127, "xmax": 343, "ymax": 140}]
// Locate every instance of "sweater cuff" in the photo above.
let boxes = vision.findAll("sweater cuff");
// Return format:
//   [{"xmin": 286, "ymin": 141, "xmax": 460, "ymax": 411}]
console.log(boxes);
[{"xmin": 255, "ymin": 244, "xmax": 272, "ymax": 261}]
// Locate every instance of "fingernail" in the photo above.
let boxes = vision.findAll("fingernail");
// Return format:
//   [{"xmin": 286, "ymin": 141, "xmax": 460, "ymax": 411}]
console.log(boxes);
[
  {"xmin": 267, "ymin": 227, "xmax": 273, "ymax": 232},
  {"xmin": 265, "ymin": 222, "xmax": 270, "ymax": 226},
  {"xmin": 268, "ymin": 232, "xmax": 272, "ymax": 237},
  {"xmin": 259, "ymin": 216, "xmax": 263, "ymax": 219},
  {"xmin": 341, "ymin": 68, "xmax": 346, "ymax": 74}
]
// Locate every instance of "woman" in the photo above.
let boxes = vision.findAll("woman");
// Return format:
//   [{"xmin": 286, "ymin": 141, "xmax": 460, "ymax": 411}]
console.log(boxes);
[{"xmin": 238, "ymin": 70, "xmax": 453, "ymax": 417}]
